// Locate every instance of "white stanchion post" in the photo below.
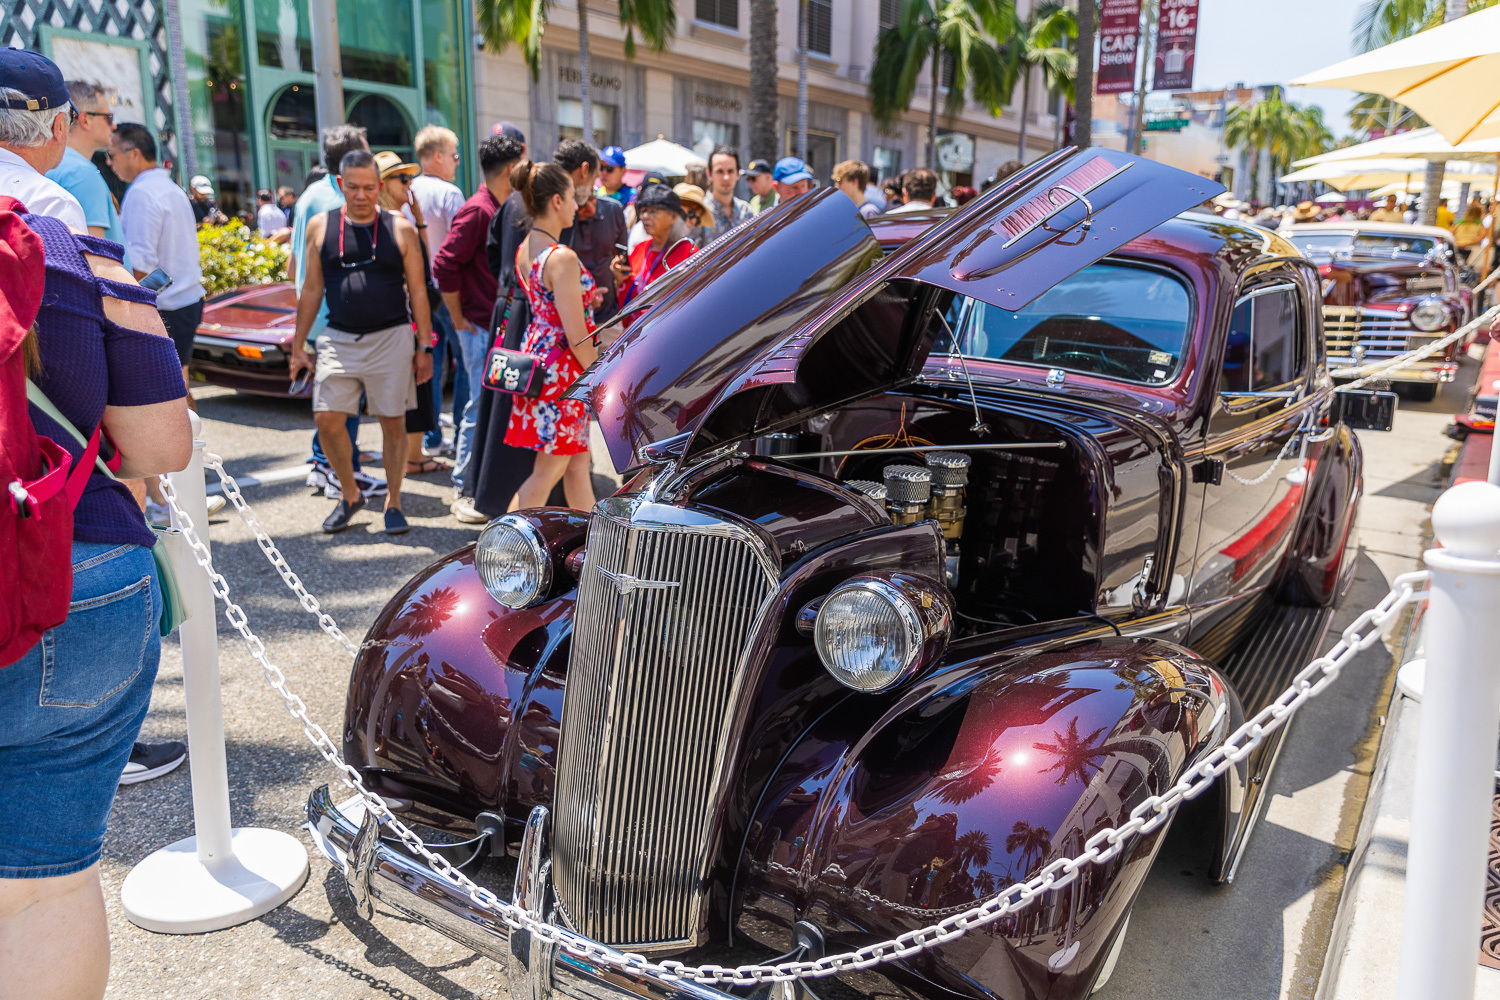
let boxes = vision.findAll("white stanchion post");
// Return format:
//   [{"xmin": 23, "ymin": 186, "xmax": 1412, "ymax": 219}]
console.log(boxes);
[
  {"xmin": 1397, "ymin": 480, "xmax": 1500, "ymax": 999},
  {"xmin": 120, "ymin": 412, "xmax": 308, "ymax": 933}
]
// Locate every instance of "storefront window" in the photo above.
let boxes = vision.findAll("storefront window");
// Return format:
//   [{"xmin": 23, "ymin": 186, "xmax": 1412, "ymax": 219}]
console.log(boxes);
[
  {"xmin": 178, "ymin": 0, "xmax": 254, "ymax": 217},
  {"xmin": 421, "ymin": 0, "xmax": 468, "ymax": 154},
  {"xmin": 337, "ymin": 0, "xmax": 414, "ymax": 86},
  {"xmin": 558, "ymin": 98, "xmax": 616, "ymax": 148},
  {"xmin": 350, "ymin": 93, "xmax": 414, "ymax": 158},
  {"xmin": 252, "ymin": 0, "xmax": 310, "ymax": 72},
  {"xmin": 692, "ymin": 119, "xmax": 739, "ymax": 161},
  {"xmin": 872, "ymin": 146, "xmax": 901, "ymax": 184},
  {"xmin": 785, "ymin": 127, "xmax": 838, "ymax": 184}
]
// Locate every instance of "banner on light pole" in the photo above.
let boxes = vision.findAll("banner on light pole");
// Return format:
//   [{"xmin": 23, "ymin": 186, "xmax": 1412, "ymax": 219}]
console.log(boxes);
[
  {"xmin": 1152, "ymin": 0, "xmax": 1199, "ymax": 91},
  {"xmin": 1097, "ymin": 0, "xmax": 1143, "ymax": 95}
]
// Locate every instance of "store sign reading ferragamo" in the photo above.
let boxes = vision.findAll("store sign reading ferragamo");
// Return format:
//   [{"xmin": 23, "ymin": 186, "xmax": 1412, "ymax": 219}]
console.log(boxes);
[
  {"xmin": 1096, "ymin": 0, "xmax": 1142, "ymax": 95},
  {"xmin": 558, "ymin": 66, "xmax": 622, "ymax": 90}
]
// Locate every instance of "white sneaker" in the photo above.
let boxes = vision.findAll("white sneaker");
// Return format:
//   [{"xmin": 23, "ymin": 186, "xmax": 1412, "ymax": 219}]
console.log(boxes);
[
  {"xmin": 206, "ymin": 494, "xmax": 227, "ymax": 516},
  {"xmin": 325, "ymin": 469, "xmax": 389, "ymax": 502},
  {"xmin": 450, "ymin": 496, "xmax": 488, "ymax": 524}
]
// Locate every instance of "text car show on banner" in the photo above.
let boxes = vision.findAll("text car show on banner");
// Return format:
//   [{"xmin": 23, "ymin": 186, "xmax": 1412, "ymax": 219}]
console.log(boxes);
[{"xmin": 1098, "ymin": 0, "xmax": 1144, "ymax": 94}]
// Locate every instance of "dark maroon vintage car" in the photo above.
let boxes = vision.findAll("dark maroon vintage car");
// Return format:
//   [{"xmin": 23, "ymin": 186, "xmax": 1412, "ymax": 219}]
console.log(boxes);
[
  {"xmin": 307, "ymin": 149, "xmax": 1394, "ymax": 1000},
  {"xmin": 1286, "ymin": 221, "xmax": 1473, "ymax": 402},
  {"xmin": 188, "ymin": 282, "xmax": 300, "ymax": 396}
]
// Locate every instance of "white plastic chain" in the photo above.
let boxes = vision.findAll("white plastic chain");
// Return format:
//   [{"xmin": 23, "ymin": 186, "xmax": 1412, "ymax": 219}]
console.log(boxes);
[
  {"xmin": 160, "ymin": 457, "xmax": 1429, "ymax": 986},
  {"xmin": 1338, "ymin": 303, "xmax": 1499, "ymax": 392}
]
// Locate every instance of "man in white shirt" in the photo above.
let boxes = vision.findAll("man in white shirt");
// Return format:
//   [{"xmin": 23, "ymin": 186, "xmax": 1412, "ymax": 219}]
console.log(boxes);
[
  {"xmin": 409, "ymin": 125, "xmax": 466, "ymax": 459},
  {"xmin": 111, "ymin": 122, "xmax": 206, "ymax": 388},
  {"xmin": 888, "ymin": 167, "xmax": 937, "ymax": 213},
  {"xmin": 255, "ymin": 187, "xmax": 286, "ymax": 237},
  {"xmin": 0, "ymin": 49, "xmax": 86, "ymax": 229}
]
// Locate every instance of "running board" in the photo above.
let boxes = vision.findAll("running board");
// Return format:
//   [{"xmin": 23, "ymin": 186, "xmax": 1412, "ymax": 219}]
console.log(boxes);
[{"xmin": 1211, "ymin": 602, "xmax": 1336, "ymax": 884}]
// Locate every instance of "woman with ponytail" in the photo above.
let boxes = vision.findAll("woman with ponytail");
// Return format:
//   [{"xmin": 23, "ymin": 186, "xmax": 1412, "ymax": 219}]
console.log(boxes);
[{"xmin": 503, "ymin": 160, "xmax": 600, "ymax": 510}]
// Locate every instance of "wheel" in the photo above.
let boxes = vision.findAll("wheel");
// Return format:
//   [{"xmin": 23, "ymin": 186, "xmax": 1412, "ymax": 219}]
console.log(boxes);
[
  {"xmin": 1399, "ymin": 382, "xmax": 1438, "ymax": 403},
  {"xmin": 1090, "ymin": 914, "xmax": 1130, "ymax": 994}
]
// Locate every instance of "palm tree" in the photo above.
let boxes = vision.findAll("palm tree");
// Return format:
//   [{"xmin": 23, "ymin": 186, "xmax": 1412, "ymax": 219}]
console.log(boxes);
[
  {"xmin": 1004, "ymin": 820, "xmax": 1053, "ymax": 875},
  {"xmin": 478, "ymin": 0, "xmax": 676, "ymax": 144},
  {"xmin": 1224, "ymin": 92, "xmax": 1307, "ymax": 202},
  {"xmin": 1005, "ymin": 1, "xmax": 1076, "ymax": 162},
  {"xmin": 796, "ymin": 0, "xmax": 809, "ymax": 160},
  {"xmin": 748, "ymin": 0, "xmax": 779, "ymax": 161},
  {"xmin": 870, "ymin": 0, "xmax": 1018, "ymax": 171},
  {"xmin": 1073, "ymin": 0, "xmax": 1095, "ymax": 150},
  {"xmin": 1031, "ymin": 716, "xmax": 1111, "ymax": 787},
  {"xmin": 1348, "ymin": 92, "xmax": 1426, "ymax": 136}
]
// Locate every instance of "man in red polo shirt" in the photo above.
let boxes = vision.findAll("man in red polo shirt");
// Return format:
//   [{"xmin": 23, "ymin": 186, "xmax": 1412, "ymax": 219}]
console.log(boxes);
[{"xmin": 432, "ymin": 133, "xmax": 525, "ymax": 516}]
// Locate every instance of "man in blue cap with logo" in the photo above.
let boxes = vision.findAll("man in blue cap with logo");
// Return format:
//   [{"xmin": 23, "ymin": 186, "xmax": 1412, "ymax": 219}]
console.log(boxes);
[
  {"xmin": 0, "ymin": 49, "xmax": 86, "ymax": 230},
  {"xmin": 772, "ymin": 156, "xmax": 815, "ymax": 204},
  {"xmin": 596, "ymin": 144, "xmax": 633, "ymax": 205}
]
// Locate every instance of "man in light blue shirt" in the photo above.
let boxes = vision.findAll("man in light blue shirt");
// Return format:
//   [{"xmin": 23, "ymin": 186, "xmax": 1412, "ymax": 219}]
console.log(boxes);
[
  {"xmin": 46, "ymin": 80, "xmax": 129, "ymax": 268},
  {"xmin": 292, "ymin": 124, "xmax": 372, "ymax": 491}
]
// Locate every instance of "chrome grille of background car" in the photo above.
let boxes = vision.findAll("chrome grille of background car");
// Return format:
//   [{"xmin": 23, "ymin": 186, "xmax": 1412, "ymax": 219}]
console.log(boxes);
[
  {"xmin": 552, "ymin": 498, "xmax": 778, "ymax": 949},
  {"xmin": 1322, "ymin": 305, "xmax": 1417, "ymax": 364}
]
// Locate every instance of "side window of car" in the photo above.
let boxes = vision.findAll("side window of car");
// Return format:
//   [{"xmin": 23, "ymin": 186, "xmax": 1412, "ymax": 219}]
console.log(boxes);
[{"xmin": 1221, "ymin": 283, "xmax": 1304, "ymax": 394}]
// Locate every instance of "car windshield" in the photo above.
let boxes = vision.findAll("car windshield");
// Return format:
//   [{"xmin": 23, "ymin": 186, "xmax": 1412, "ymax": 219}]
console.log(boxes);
[
  {"xmin": 941, "ymin": 262, "xmax": 1193, "ymax": 385},
  {"xmin": 1293, "ymin": 231, "xmax": 1445, "ymax": 260}
]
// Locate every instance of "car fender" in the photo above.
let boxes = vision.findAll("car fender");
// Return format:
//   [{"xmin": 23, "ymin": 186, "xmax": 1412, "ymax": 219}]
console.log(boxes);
[
  {"xmin": 737, "ymin": 637, "xmax": 1230, "ymax": 1000},
  {"xmin": 1277, "ymin": 423, "xmax": 1362, "ymax": 607},
  {"xmin": 342, "ymin": 543, "xmax": 575, "ymax": 838}
]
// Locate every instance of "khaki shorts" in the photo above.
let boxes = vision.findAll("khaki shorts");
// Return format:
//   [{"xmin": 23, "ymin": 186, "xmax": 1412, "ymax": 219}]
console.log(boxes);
[{"xmin": 312, "ymin": 324, "xmax": 418, "ymax": 418}]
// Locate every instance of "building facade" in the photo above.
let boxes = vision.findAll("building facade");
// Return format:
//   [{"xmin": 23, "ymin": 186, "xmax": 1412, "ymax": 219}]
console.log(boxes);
[
  {"xmin": 473, "ymin": 0, "xmax": 1064, "ymax": 191},
  {"xmin": 3, "ymin": 0, "xmax": 477, "ymax": 217}
]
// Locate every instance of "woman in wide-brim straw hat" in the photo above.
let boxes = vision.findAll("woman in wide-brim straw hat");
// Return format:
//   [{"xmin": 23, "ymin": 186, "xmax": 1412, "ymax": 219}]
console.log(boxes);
[
  {"xmin": 610, "ymin": 182, "xmax": 698, "ymax": 317},
  {"xmin": 673, "ymin": 182, "xmax": 714, "ymax": 247}
]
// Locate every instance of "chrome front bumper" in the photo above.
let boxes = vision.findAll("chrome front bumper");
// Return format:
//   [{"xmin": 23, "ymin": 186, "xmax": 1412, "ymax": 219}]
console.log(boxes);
[
  {"xmin": 305, "ymin": 785, "xmax": 737, "ymax": 1000},
  {"xmin": 1328, "ymin": 356, "xmax": 1459, "ymax": 384}
]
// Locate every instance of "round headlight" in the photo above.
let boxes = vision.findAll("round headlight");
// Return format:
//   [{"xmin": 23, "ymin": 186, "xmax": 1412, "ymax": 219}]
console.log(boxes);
[
  {"xmin": 475, "ymin": 515, "xmax": 552, "ymax": 609},
  {"xmin": 814, "ymin": 577, "xmax": 941, "ymax": 692},
  {"xmin": 1410, "ymin": 298, "xmax": 1448, "ymax": 332}
]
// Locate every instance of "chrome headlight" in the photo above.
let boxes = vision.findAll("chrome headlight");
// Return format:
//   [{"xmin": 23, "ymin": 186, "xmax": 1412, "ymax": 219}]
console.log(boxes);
[
  {"xmin": 1409, "ymin": 298, "xmax": 1448, "ymax": 332},
  {"xmin": 814, "ymin": 574, "xmax": 951, "ymax": 692},
  {"xmin": 476, "ymin": 515, "xmax": 552, "ymax": 608}
]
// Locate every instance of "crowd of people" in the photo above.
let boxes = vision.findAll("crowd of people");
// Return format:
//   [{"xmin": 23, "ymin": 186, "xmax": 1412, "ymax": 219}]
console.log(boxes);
[{"xmin": 1212, "ymin": 190, "xmax": 1497, "ymax": 267}]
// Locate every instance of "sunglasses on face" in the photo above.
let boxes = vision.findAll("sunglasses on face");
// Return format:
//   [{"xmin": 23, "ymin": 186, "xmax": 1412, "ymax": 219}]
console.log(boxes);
[{"xmin": 84, "ymin": 109, "xmax": 114, "ymax": 125}]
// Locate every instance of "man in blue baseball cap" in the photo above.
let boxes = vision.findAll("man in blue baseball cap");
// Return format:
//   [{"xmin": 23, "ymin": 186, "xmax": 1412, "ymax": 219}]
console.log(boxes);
[
  {"xmin": 0, "ymin": 49, "xmax": 86, "ymax": 230},
  {"xmin": 772, "ymin": 156, "xmax": 815, "ymax": 203},
  {"xmin": 597, "ymin": 144, "xmax": 633, "ymax": 205}
]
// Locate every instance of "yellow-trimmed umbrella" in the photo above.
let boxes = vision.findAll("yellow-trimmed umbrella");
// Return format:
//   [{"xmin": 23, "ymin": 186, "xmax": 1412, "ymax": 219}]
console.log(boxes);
[{"xmin": 1290, "ymin": 6, "xmax": 1500, "ymax": 145}]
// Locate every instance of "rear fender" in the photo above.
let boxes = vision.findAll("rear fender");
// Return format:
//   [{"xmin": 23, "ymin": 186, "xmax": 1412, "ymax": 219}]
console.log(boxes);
[
  {"xmin": 737, "ymin": 637, "xmax": 1231, "ymax": 1000},
  {"xmin": 1278, "ymin": 423, "xmax": 1362, "ymax": 607}
]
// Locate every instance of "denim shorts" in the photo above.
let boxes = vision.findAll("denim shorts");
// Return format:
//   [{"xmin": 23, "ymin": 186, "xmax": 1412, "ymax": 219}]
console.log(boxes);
[{"xmin": 0, "ymin": 541, "xmax": 161, "ymax": 878}]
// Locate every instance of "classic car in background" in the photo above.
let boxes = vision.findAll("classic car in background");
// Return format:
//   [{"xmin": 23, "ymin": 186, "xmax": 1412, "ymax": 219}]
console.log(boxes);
[
  {"xmin": 1286, "ymin": 221, "xmax": 1473, "ymax": 401},
  {"xmin": 307, "ymin": 149, "xmax": 1396, "ymax": 1000},
  {"xmin": 188, "ymin": 282, "xmax": 300, "ymax": 396}
]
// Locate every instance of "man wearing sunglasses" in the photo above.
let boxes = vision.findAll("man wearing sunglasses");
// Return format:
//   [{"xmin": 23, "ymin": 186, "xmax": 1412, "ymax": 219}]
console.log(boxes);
[
  {"xmin": 0, "ymin": 49, "xmax": 86, "ymax": 230},
  {"xmin": 47, "ymin": 79, "xmax": 127, "ymax": 262}
]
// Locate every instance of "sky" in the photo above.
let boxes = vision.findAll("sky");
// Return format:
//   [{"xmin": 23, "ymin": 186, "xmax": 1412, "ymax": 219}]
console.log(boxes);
[{"xmin": 1189, "ymin": 0, "xmax": 1366, "ymax": 136}]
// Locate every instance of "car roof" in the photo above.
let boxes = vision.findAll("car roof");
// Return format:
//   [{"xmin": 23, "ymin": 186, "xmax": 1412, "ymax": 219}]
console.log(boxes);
[{"xmin": 1286, "ymin": 221, "xmax": 1456, "ymax": 243}]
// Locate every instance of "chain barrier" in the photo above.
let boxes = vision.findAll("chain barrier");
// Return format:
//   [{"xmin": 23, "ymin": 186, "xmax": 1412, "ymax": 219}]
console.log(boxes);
[
  {"xmin": 162, "ymin": 458, "xmax": 1430, "ymax": 986},
  {"xmin": 1338, "ymin": 304, "xmax": 1499, "ymax": 392}
]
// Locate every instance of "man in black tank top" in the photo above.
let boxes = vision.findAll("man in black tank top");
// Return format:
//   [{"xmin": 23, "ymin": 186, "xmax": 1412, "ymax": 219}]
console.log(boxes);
[{"xmin": 290, "ymin": 149, "xmax": 434, "ymax": 534}]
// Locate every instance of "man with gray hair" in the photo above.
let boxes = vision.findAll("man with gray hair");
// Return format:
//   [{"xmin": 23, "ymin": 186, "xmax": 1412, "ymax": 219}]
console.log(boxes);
[
  {"xmin": 47, "ymin": 79, "xmax": 128, "ymax": 262},
  {"xmin": 0, "ymin": 49, "xmax": 86, "ymax": 229}
]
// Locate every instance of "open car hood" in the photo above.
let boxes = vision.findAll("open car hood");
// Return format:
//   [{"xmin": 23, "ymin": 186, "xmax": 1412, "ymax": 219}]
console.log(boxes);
[{"xmin": 575, "ymin": 148, "xmax": 1223, "ymax": 470}]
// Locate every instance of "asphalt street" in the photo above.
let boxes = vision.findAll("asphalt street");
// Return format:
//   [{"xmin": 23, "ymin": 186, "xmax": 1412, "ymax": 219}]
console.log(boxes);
[{"xmin": 98, "ymin": 358, "xmax": 1477, "ymax": 1000}]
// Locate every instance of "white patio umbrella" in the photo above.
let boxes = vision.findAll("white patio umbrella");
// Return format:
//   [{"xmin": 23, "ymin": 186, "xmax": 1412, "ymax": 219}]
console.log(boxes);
[
  {"xmin": 1367, "ymin": 179, "xmax": 1471, "ymax": 200},
  {"xmin": 1290, "ymin": 5, "xmax": 1500, "ymax": 145},
  {"xmin": 622, "ymin": 136, "xmax": 707, "ymax": 178},
  {"xmin": 1314, "ymin": 192, "xmax": 1347, "ymax": 204},
  {"xmin": 1278, "ymin": 158, "xmax": 1452, "ymax": 192},
  {"xmin": 1291, "ymin": 127, "xmax": 1500, "ymax": 168}
]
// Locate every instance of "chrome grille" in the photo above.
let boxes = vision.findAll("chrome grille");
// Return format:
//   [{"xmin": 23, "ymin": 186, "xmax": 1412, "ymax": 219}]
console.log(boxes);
[
  {"xmin": 1322, "ymin": 305, "xmax": 1418, "ymax": 365},
  {"xmin": 553, "ymin": 496, "xmax": 778, "ymax": 949}
]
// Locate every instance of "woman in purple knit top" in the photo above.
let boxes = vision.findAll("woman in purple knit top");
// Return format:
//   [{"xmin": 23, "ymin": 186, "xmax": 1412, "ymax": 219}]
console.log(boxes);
[{"xmin": 0, "ymin": 207, "xmax": 191, "ymax": 1000}]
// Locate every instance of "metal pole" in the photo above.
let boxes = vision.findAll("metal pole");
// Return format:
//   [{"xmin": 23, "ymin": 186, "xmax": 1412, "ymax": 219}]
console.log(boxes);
[
  {"xmin": 170, "ymin": 417, "xmax": 233, "ymax": 863},
  {"xmin": 120, "ymin": 413, "xmax": 308, "ymax": 934},
  {"xmin": 309, "ymin": 0, "xmax": 346, "ymax": 137},
  {"xmin": 1396, "ymin": 481, "xmax": 1500, "ymax": 999}
]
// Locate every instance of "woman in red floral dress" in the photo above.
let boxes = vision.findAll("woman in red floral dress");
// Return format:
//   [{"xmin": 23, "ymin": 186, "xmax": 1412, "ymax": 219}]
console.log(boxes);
[{"xmin": 504, "ymin": 161, "xmax": 600, "ymax": 510}]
